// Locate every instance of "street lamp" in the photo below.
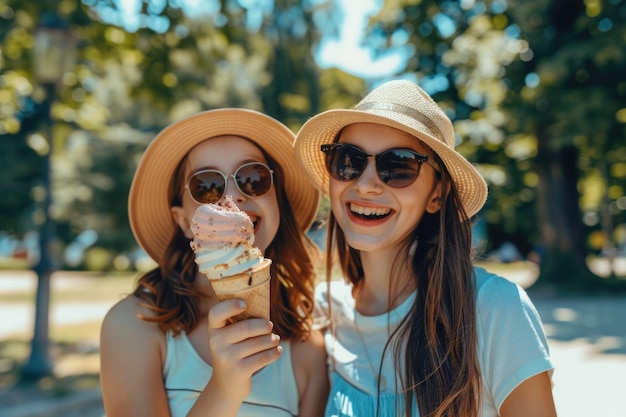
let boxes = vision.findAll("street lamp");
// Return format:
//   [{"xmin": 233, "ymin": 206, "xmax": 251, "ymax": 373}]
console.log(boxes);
[{"xmin": 21, "ymin": 13, "xmax": 77, "ymax": 381}]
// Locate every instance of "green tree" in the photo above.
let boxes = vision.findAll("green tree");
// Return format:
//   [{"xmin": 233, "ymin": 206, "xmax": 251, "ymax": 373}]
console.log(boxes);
[
  {"xmin": 0, "ymin": 0, "xmax": 363, "ymax": 267},
  {"xmin": 504, "ymin": 0, "xmax": 626, "ymax": 286},
  {"xmin": 367, "ymin": 0, "xmax": 626, "ymax": 289},
  {"xmin": 2, "ymin": 0, "xmax": 283, "ymax": 263}
]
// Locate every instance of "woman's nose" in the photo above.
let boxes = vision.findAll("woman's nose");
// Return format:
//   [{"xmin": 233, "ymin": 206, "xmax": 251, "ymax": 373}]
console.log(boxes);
[
  {"xmin": 353, "ymin": 158, "xmax": 383, "ymax": 194},
  {"xmin": 222, "ymin": 175, "xmax": 247, "ymax": 203}
]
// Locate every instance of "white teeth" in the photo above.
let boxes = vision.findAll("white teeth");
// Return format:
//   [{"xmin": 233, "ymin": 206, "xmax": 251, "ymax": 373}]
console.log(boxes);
[{"xmin": 350, "ymin": 203, "xmax": 391, "ymax": 217}]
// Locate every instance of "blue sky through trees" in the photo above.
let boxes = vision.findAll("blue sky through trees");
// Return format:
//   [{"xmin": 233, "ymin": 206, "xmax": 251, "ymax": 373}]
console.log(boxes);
[{"xmin": 89, "ymin": 0, "xmax": 409, "ymax": 79}]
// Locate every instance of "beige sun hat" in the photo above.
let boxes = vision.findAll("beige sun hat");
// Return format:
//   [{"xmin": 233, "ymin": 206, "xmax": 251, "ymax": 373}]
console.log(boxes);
[
  {"xmin": 129, "ymin": 108, "xmax": 320, "ymax": 264},
  {"xmin": 293, "ymin": 79, "xmax": 487, "ymax": 218}
]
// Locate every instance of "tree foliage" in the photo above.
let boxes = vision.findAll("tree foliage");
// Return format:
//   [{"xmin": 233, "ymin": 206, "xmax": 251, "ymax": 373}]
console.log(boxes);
[
  {"xmin": 366, "ymin": 0, "xmax": 626, "ymax": 286},
  {"xmin": 4, "ymin": 0, "xmax": 622, "ymax": 288},
  {"xmin": 0, "ymin": 0, "xmax": 362, "ymax": 268}
]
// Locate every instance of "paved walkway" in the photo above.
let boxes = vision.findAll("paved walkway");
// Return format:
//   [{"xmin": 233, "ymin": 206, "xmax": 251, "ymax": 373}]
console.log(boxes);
[
  {"xmin": 532, "ymin": 295, "xmax": 626, "ymax": 416},
  {"xmin": 1, "ymin": 270, "xmax": 626, "ymax": 416},
  {"xmin": 0, "ymin": 271, "xmax": 115, "ymax": 339}
]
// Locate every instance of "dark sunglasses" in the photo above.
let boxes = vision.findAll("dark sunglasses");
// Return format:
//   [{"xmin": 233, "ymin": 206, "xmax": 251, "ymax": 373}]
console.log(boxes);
[
  {"xmin": 185, "ymin": 162, "xmax": 274, "ymax": 204},
  {"xmin": 321, "ymin": 143, "xmax": 439, "ymax": 188}
]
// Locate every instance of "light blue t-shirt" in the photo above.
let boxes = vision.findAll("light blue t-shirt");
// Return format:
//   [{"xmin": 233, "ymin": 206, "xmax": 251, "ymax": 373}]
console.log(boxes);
[
  {"xmin": 314, "ymin": 267, "xmax": 554, "ymax": 417},
  {"xmin": 163, "ymin": 331, "xmax": 299, "ymax": 416}
]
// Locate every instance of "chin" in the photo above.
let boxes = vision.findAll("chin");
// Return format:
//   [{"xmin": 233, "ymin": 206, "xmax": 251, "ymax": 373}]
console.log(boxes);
[{"xmin": 343, "ymin": 234, "xmax": 386, "ymax": 253}]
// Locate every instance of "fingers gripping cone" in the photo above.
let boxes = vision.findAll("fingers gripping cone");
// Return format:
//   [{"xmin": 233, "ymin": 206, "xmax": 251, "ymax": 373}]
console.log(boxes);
[{"xmin": 208, "ymin": 259, "xmax": 272, "ymax": 322}]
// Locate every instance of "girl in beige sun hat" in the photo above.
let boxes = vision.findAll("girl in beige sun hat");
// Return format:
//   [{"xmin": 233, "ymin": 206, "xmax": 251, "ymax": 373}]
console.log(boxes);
[
  {"xmin": 294, "ymin": 78, "xmax": 488, "ymax": 218},
  {"xmin": 294, "ymin": 80, "xmax": 556, "ymax": 416},
  {"xmin": 100, "ymin": 108, "xmax": 328, "ymax": 416}
]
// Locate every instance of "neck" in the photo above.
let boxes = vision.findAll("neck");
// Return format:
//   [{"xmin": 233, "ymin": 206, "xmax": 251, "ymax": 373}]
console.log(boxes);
[{"xmin": 353, "ymin": 249, "xmax": 415, "ymax": 316}]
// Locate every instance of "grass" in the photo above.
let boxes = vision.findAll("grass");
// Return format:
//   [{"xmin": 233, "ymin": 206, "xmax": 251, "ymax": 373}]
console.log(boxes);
[
  {"xmin": 0, "ymin": 258, "xmax": 30, "ymax": 270},
  {"xmin": 0, "ymin": 271, "xmax": 137, "ymax": 410},
  {"xmin": 0, "ymin": 272, "xmax": 139, "ymax": 304}
]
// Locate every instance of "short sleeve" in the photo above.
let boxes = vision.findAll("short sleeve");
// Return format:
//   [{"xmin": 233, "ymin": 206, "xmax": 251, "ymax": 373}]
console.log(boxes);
[{"xmin": 475, "ymin": 269, "xmax": 554, "ymax": 412}]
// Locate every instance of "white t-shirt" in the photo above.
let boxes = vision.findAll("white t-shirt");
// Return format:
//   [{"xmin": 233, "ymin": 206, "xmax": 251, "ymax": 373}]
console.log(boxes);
[{"xmin": 314, "ymin": 266, "xmax": 554, "ymax": 417}]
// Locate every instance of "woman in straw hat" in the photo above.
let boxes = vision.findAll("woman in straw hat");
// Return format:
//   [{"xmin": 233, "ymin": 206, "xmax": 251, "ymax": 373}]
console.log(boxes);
[
  {"xmin": 100, "ymin": 109, "xmax": 328, "ymax": 416},
  {"xmin": 294, "ymin": 80, "xmax": 556, "ymax": 417}
]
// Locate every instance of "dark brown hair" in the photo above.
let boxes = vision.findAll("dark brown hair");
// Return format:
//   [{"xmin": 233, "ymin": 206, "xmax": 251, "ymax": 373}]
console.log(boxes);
[
  {"xmin": 132, "ymin": 139, "xmax": 317, "ymax": 341},
  {"xmin": 325, "ymin": 150, "xmax": 481, "ymax": 416}
]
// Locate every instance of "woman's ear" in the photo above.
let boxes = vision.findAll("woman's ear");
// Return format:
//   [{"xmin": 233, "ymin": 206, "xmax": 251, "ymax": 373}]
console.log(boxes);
[
  {"xmin": 425, "ymin": 180, "xmax": 445, "ymax": 214},
  {"xmin": 425, "ymin": 195, "xmax": 441, "ymax": 214},
  {"xmin": 171, "ymin": 206, "xmax": 193, "ymax": 239}
]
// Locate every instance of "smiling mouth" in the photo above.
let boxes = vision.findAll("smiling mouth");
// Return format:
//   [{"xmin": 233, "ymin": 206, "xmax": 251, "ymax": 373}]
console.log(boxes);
[{"xmin": 349, "ymin": 203, "xmax": 392, "ymax": 219}]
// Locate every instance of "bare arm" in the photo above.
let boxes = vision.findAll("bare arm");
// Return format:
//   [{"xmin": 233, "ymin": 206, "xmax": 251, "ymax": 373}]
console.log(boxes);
[
  {"xmin": 292, "ymin": 328, "xmax": 330, "ymax": 417},
  {"xmin": 500, "ymin": 371, "xmax": 557, "ymax": 417},
  {"xmin": 100, "ymin": 297, "xmax": 171, "ymax": 417},
  {"xmin": 100, "ymin": 297, "xmax": 282, "ymax": 417}
]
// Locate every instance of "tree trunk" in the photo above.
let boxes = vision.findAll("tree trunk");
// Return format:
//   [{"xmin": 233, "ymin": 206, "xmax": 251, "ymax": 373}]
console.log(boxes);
[{"xmin": 535, "ymin": 126, "xmax": 597, "ymax": 287}]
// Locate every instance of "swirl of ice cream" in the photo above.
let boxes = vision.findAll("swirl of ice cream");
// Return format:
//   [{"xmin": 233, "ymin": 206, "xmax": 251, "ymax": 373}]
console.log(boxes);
[{"xmin": 190, "ymin": 196, "xmax": 263, "ymax": 279}]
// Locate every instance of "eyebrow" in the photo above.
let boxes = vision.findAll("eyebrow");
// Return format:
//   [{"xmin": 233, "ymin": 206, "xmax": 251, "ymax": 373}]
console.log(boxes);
[
  {"xmin": 338, "ymin": 139, "xmax": 431, "ymax": 155},
  {"xmin": 190, "ymin": 158, "xmax": 264, "ymax": 174}
]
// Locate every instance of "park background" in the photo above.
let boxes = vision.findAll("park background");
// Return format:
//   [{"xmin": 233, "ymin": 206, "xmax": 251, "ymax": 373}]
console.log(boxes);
[{"xmin": 1, "ymin": 0, "xmax": 625, "ymax": 416}]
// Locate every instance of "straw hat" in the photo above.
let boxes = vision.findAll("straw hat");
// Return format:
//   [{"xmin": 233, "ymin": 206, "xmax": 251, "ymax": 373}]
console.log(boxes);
[
  {"xmin": 294, "ymin": 80, "xmax": 487, "ymax": 217},
  {"xmin": 129, "ymin": 108, "xmax": 320, "ymax": 263}
]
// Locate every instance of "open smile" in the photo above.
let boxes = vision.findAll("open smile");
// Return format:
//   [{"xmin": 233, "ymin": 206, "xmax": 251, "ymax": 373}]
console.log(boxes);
[{"xmin": 348, "ymin": 202, "xmax": 392, "ymax": 220}]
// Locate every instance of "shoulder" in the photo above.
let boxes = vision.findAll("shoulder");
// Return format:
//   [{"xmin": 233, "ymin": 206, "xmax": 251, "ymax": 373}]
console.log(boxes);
[
  {"xmin": 472, "ymin": 266, "xmax": 548, "ymax": 348},
  {"xmin": 100, "ymin": 297, "xmax": 171, "ymax": 415},
  {"xmin": 101, "ymin": 295, "xmax": 165, "ymax": 352},
  {"xmin": 473, "ymin": 266, "xmax": 531, "ymax": 309},
  {"xmin": 291, "ymin": 328, "xmax": 326, "ymax": 361},
  {"xmin": 102, "ymin": 295, "xmax": 154, "ymax": 330}
]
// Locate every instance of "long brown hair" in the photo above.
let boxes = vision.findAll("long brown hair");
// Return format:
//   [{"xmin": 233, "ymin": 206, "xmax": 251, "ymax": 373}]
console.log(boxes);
[
  {"xmin": 132, "ymin": 140, "xmax": 317, "ymax": 341},
  {"xmin": 326, "ymin": 152, "xmax": 481, "ymax": 416}
]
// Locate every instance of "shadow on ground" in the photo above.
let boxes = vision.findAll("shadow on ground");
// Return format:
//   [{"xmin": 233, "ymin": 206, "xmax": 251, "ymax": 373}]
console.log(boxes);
[{"xmin": 530, "ymin": 294, "xmax": 626, "ymax": 355}]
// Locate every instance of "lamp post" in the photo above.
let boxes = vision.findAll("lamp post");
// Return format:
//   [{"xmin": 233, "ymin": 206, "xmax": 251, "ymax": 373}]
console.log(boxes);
[{"xmin": 21, "ymin": 13, "xmax": 77, "ymax": 381}]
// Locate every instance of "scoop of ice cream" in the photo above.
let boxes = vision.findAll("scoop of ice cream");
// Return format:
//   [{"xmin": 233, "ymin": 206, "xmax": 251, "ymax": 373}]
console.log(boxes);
[{"xmin": 190, "ymin": 196, "xmax": 263, "ymax": 279}]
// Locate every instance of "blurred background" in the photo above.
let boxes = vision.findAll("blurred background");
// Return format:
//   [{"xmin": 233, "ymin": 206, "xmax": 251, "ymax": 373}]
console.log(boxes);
[{"xmin": 0, "ymin": 0, "xmax": 625, "ymax": 416}]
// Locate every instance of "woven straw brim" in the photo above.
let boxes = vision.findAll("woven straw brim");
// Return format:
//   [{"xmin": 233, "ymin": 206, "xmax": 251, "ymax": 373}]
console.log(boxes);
[
  {"xmin": 129, "ymin": 109, "xmax": 319, "ymax": 264},
  {"xmin": 294, "ymin": 108, "xmax": 488, "ymax": 218}
]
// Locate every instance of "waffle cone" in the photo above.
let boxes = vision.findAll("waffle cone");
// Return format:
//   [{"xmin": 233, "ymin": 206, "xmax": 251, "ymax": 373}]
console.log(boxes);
[{"xmin": 208, "ymin": 258, "xmax": 272, "ymax": 322}]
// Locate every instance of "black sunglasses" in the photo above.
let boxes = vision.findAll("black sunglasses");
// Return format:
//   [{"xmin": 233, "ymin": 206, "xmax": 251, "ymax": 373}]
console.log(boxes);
[
  {"xmin": 185, "ymin": 162, "xmax": 274, "ymax": 204},
  {"xmin": 321, "ymin": 143, "xmax": 439, "ymax": 188}
]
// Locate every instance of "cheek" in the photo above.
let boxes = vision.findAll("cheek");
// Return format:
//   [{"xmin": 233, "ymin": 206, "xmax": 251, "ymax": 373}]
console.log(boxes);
[
  {"xmin": 264, "ymin": 207, "xmax": 280, "ymax": 240},
  {"xmin": 256, "ymin": 194, "xmax": 280, "ymax": 252},
  {"xmin": 171, "ymin": 202, "xmax": 199, "ymax": 240},
  {"xmin": 328, "ymin": 181, "xmax": 345, "ymax": 216},
  {"xmin": 182, "ymin": 197, "xmax": 201, "ymax": 222},
  {"xmin": 396, "ymin": 186, "xmax": 431, "ymax": 226}
]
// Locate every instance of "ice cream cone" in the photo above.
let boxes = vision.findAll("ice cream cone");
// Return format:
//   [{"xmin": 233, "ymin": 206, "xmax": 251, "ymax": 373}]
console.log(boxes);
[{"xmin": 208, "ymin": 258, "xmax": 272, "ymax": 322}]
